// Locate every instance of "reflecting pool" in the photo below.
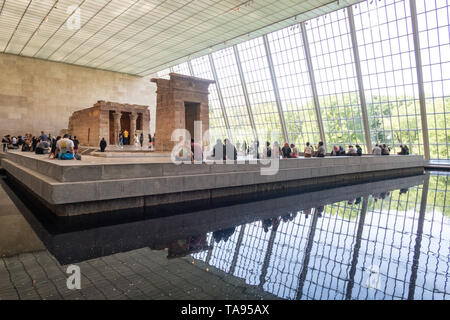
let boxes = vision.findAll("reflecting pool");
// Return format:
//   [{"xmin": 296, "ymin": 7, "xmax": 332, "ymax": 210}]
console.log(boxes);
[{"xmin": 0, "ymin": 172, "xmax": 448, "ymax": 300}]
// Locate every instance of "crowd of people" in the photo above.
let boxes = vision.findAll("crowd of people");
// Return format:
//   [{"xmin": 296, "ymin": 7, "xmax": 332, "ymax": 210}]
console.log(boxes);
[
  {"xmin": 172, "ymin": 137, "xmax": 414, "ymax": 163},
  {"xmin": 2, "ymin": 131, "xmax": 411, "ymax": 162},
  {"xmin": 115, "ymin": 130, "xmax": 155, "ymax": 150},
  {"xmin": 1, "ymin": 131, "xmax": 81, "ymax": 160}
]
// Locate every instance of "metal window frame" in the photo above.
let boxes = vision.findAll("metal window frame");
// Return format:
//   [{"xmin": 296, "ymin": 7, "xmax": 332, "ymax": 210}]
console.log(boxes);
[
  {"xmin": 262, "ymin": 34, "xmax": 289, "ymax": 143},
  {"xmin": 347, "ymin": 6, "xmax": 373, "ymax": 153},
  {"xmin": 300, "ymin": 22, "xmax": 327, "ymax": 149},
  {"xmin": 410, "ymin": 0, "xmax": 431, "ymax": 161},
  {"xmin": 208, "ymin": 53, "xmax": 233, "ymax": 141},
  {"xmin": 233, "ymin": 44, "xmax": 258, "ymax": 142}
]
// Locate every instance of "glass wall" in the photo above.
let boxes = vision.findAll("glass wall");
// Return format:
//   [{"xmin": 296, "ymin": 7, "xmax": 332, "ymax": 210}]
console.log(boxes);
[
  {"xmin": 353, "ymin": 0, "xmax": 423, "ymax": 156},
  {"xmin": 157, "ymin": 0, "xmax": 450, "ymax": 160},
  {"xmin": 416, "ymin": 0, "xmax": 450, "ymax": 160},
  {"xmin": 306, "ymin": 9, "xmax": 367, "ymax": 151}
]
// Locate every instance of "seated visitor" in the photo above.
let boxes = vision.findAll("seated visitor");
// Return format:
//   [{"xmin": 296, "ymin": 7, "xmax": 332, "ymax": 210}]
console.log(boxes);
[
  {"xmin": 381, "ymin": 144, "xmax": 390, "ymax": 155},
  {"xmin": 100, "ymin": 137, "xmax": 107, "ymax": 152},
  {"xmin": 372, "ymin": 144, "xmax": 382, "ymax": 155},
  {"xmin": 190, "ymin": 138, "xmax": 203, "ymax": 162},
  {"xmin": 404, "ymin": 145, "xmax": 410, "ymax": 155},
  {"xmin": 21, "ymin": 140, "xmax": 31, "ymax": 152},
  {"xmin": 304, "ymin": 142, "xmax": 313, "ymax": 158},
  {"xmin": 316, "ymin": 141, "xmax": 326, "ymax": 157},
  {"xmin": 355, "ymin": 144, "xmax": 363, "ymax": 156},
  {"xmin": 175, "ymin": 142, "xmax": 191, "ymax": 162},
  {"xmin": 347, "ymin": 145, "xmax": 357, "ymax": 155},
  {"xmin": 35, "ymin": 139, "xmax": 50, "ymax": 154},
  {"xmin": 290, "ymin": 144, "xmax": 298, "ymax": 158},
  {"xmin": 56, "ymin": 134, "xmax": 74, "ymax": 160},
  {"xmin": 281, "ymin": 143, "xmax": 291, "ymax": 158},
  {"xmin": 330, "ymin": 145, "xmax": 339, "ymax": 156},
  {"xmin": 49, "ymin": 136, "xmax": 61, "ymax": 159},
  {"xmin": 338, "ymin": 145, "xmax": 346, "ymax": 156}
]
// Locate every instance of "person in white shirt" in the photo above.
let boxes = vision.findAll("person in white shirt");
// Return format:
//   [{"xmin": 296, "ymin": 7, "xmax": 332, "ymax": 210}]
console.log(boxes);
[
  {"xmin": 372, "ymin": 144, "xmax": 382, "ymax": 155},
  {"xmin": 304, "ymin": 142, "xmax": 313, "ymax": 158},
  {"xmin": 347, "ymin": 145, "xmax": 357, "ymax": 155},
  {"xmin": 56, "ymin": 134, "xmax": 74, "ymax": 160}
]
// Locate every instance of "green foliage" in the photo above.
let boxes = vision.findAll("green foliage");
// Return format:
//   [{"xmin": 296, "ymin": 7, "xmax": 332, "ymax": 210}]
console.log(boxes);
[{"xmin": 209, "ymin": 94, "xmax": 449, "ymax": 158}]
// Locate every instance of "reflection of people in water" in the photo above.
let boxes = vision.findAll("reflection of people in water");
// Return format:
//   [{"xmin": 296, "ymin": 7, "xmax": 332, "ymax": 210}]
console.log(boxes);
[
  {"xmin": 262, "ymin": 218, "xmax": 272, "ymax": 233},
  {"xmin": 262, "ymin": 217, "xmax": 281, "ymax": 232},
  {"xmin": 213, "ymin": 227, "xmax": 236, "ymax": 243},
  {"xmin": 151, "ymin": 234, "xmax": 211, "ymax": 259},
  {"xmin": 400, "ymin": 188, "xmax": 409, "ymax": 195},
  {"xmin": 303, "ymin": 208, "xmax": 312, "ymax": 219},
  {"xmin": 315, "ymin": 206, "xmax": 324, "ymax": 218},
  {"xmin": 354, "ymin": 197, "xmax": 362, "ymax": 205}
]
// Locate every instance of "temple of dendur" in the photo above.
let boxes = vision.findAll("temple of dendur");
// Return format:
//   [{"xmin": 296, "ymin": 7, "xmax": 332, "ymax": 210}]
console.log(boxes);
[
  {"xmin": 68, "ymin": 100, "xmax": 151, "ymax": 148},
  {"xmin": 0, "ymin": 74, "xmax": 427, "ymax": 217}
]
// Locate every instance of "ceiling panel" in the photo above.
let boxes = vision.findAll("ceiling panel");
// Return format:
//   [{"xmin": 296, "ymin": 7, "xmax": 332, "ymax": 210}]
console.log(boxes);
[{"xmin": 0, "ymin": 0, "xmax": 363, "ymax": 76}]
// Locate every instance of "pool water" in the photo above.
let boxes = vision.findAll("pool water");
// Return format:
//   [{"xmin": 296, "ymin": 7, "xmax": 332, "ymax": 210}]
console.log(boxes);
[{"xmin": 0, "ymin": 172, "xmax": 448, "ymax": 300}]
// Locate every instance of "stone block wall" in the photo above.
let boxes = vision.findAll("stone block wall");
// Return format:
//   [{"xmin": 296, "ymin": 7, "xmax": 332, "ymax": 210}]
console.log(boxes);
[
  {"xmin": 0, "ymin": 53, "xmax": 157, "ymax": 138},
  {"xmin": 152, "ymin": 73, "xmax": 213, "ymax": 152},
  {"xmin": 68, "ymin": 106, "xmax": 101, "ymax": 147}
]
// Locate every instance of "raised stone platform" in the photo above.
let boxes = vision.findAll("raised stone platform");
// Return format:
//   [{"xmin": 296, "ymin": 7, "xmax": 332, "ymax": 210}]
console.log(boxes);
[
  {"xmin": 14, "ymin": 174, "xmax": 425, "ymax": 264},
  {"xmin": 1, "ymin": 151, "xmax": 425, "ymax": 216}
]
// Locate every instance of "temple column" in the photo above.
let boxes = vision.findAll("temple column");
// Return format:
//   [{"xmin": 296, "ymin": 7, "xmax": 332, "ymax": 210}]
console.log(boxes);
[
  {"xmin": 113, "ymin": 112, "xmax": 121, "ymax": 145},
  {"xmin": 130, "ymin": 112, "xmax": 138, "ymax": 145}
]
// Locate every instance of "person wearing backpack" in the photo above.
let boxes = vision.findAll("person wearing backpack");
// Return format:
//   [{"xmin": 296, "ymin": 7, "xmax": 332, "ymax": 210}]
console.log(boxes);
[{"xmin": 56, "ymin": 134, "xmax": 74, "ymax": 160}]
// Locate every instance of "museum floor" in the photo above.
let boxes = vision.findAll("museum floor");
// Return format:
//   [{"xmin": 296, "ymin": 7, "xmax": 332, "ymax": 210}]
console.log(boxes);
[{"xmin": 0, "ymin": 170, "xmax": 448, "ymax": 300}]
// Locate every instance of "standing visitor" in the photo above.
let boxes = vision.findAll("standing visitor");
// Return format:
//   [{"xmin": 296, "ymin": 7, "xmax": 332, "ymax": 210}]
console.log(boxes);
[
  {"xmin": 73, "ymin": 136, "xmax": 80, "ymax": 154},
  {"xmin": 139, "ymin": 133, "xmax": 144, "ymax": 149},
  {"xmin": 264, "ymin": 141, "xmax": 272, "ymax": 158},
  {"xmin": 212, "ymin": 139, "xmax": 225, "ymax": 161},
  {"xmin": 100, "ymin": 137, "xmax": 107, "ymax": 152},
  {"xmin": 148, "ymin": 133, "xmax": 152, "ymax": 149},
  {"xmin": 272, "ymin": 142, "xmax": 281, "ymax": 159},
  {"xmin": 190, "ymin": 139, "xmax": 203, "ymax": 162},
  {"xmin": 119, "ymin": 131, "xmax": 124, "ymax": 147},
  {"xmin": 123, "ymin": 129, "xmax": 129, "ymax": 145},
  {"xmin": 224, "ymin": 139, "xmax": 237, "ymax": 160},
  {"xmin": 134, "ymin": 133, "xmax": 139, "ymax": 149},
  {"xmin": 49, "ymin": 136, "xmax": 61, "ymax": 159}
]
